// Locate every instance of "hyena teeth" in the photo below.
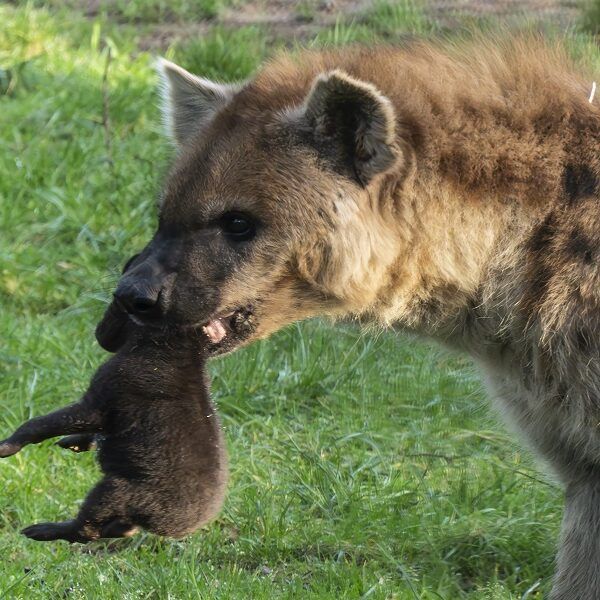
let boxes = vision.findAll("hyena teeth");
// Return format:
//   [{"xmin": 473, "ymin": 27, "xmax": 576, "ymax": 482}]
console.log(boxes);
[{"xmin": 202, "ymin": 320, "xmax": 227, "ymax": 343}]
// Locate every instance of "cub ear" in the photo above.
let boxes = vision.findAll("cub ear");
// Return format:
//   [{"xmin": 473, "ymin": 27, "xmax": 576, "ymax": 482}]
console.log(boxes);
[
  {"xmin": 156, "ymin": 58, "xmax": 242, "ymax": 148},
  {"xmin": 95, "ymin": 253, "xmax": 140, "ymax": 353},
  {"xmin": 303, "ymin": 70, "xmax": 400, "ymax": 185}
]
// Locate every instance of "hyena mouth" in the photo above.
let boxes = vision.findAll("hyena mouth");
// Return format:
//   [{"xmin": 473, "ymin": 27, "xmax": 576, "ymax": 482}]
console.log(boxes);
[{"xmin": 202, "ymin": 305, "xmax": 255, "ymax": 352}]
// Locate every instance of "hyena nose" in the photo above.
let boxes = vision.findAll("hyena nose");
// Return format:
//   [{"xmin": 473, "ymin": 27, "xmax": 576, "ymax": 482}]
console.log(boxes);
[{"xmin": 114, "ymin": 283, "xmax": 165, "ymax": 319}]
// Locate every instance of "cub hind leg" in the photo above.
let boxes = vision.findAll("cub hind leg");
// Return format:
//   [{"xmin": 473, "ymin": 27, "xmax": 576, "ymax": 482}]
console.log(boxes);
[
  {"xmin": 22, "ymin": 476, "xmax": 138, "ymax": 543},
  {"xmin": 22, "ymin": 518, "xmax": 138, "ymax": 542}
]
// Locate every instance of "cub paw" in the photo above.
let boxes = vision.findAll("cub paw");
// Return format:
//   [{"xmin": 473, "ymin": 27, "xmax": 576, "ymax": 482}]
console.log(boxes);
[
  {"xmin": 0, "ymin": 440, "xmax": 21, "ymax": 458},
  {"xmin": 22, "ymin": 521, "xmax": 86, "ymax": 543},
  {"xmin": 22, "ymin": 522, "xmax": 65, "ymax": 541}
]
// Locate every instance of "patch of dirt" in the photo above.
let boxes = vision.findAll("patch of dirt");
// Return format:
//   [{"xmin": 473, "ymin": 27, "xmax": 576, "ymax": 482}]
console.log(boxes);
[
  {"xmin": 217, "ymin": 0, "xmax": 581, "ymax": 31},
  {"xmin": 137, "ymin": 23, "xmax": 212, "ymax": 52},
  {"xmin": 137, "ymin": 0, "xmax": 373, "ymax": 51},
  {"xmin": 428, "ymin": 0, "xmax": 581, "ymax": 30},
  {"xmin": 220, "ymin": 0, "xmax": 370, "ymax": 27},
  {"xmin": 133, "ymin": 0, "xmax": 583, "ymax": 52}
]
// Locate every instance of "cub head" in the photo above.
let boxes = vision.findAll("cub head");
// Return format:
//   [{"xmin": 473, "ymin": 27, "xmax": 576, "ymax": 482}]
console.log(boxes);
[{"xmin": 110, "ymin": 54, "xmax": 407, "ymax": 355}]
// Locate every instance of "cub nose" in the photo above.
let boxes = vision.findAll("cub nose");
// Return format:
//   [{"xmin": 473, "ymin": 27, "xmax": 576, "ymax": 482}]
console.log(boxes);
[{"xmin": 114, "ymin": 284, "xmax": 164, "ymax": 319}]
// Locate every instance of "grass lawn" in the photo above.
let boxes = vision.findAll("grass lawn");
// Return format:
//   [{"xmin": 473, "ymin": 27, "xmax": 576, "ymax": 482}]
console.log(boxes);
[{"xmin": 1, "ymin": 2, "xmax": 597, "ymax": 598}]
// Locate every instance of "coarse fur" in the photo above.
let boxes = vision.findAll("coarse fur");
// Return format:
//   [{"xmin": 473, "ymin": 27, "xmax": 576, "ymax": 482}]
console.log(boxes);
[
  {"xmin": 101, "ymin": 35, "xmax": 598, "ymax": 597},
  {"xmin": 0, "ymin": 310, "xmax": 228, "ymax": 542}
]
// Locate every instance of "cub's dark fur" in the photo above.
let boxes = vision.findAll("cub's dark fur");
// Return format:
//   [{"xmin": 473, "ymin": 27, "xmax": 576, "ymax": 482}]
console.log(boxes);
[{"xmin": 0, "ymin": 313, "xmax": 227, "ymax": 542}]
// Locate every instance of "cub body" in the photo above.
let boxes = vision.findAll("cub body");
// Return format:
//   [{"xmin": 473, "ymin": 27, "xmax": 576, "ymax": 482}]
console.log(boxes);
[{"xmin": 0, "ymin": 317, "xmax": 227, "ymax": 542}]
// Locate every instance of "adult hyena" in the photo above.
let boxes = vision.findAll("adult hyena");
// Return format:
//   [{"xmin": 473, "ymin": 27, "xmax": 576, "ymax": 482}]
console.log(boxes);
[{"xmin": 98, "ymin": 36, "xmax": 599, "ymax": 598}]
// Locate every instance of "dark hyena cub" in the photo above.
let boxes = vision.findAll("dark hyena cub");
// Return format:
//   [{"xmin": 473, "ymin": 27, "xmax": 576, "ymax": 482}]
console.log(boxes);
[{"xmin": 0, "ymin": 315, "xmax": 228, "ymax": 542}]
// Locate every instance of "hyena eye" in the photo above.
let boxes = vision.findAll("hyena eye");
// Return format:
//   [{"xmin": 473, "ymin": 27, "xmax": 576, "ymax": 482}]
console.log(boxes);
[{"xmin": 219, "ymin": 212, "xmax": 256, "ymax": 242}]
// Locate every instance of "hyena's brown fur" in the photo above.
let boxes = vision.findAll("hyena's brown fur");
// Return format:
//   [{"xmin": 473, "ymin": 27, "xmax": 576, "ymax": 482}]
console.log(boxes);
[{"xmin": 113, "ymin": 35, "xmax": 599, "ymax": 597}]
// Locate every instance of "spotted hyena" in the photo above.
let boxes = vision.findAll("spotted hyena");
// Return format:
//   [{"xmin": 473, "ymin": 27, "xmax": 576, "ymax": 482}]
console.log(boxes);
[{"xmin": 94, "ymin": 36, "xmax": 599, "ymax": 598}]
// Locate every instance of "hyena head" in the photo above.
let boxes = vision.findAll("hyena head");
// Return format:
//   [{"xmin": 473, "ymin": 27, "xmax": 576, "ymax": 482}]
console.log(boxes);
[{"xmin": 114, "ymin": 55, "xmax": 407, "ymax": 354}]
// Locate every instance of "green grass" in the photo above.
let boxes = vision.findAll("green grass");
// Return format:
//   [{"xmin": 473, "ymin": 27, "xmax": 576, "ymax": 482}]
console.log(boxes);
[
  {"xmin": 2, "ymin": 2, "xmax": 597, "ymax": 598},
  {"xmin": 29, "ymin": 0, "xmax": 238, "ymax": 22},
  {"xmin": 362, "ymin": 0, "xmax": 434, "ymax": 36},
  {"xmin": 581, "ymin": 0, "xmax": 600, "ymax": 34}
]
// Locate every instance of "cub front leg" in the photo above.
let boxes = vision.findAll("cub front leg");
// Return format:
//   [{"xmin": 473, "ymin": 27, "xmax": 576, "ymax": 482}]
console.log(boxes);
[
  {"xmin": 0, "ymin": 400, "xmax": 103, "ymax": 458},
  {"xmin": 56, "ymin": 433, "xmax": 99, "ymax": 453}
]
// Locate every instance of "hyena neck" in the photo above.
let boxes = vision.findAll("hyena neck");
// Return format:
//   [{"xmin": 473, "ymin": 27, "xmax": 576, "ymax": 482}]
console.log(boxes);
[
  {"xmin": 369, "ymin": 180, "xmax": 543, "ymax": 350},
  {"xmin": 358, "ymin": 48, "xmax": 599, "ymax": 352}
]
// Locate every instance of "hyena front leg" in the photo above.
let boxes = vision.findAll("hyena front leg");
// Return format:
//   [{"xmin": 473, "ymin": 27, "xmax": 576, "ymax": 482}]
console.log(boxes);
[
  {"xmin": 0, "ymin": 400, "xmax": 102, "ymax": 458},
  {"xmin": 550, "ymin": 472, "xmax": 600, "ymax": 599}
]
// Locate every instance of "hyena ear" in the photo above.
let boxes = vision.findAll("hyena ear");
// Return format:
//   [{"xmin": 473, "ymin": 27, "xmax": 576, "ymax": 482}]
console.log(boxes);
[
  {"xmin": 156, "ymin": 58, "xmax": 242, "ymax": 147},
  {"xmin": 302, "ymin": 69, "xmax": 400, "ymax": 185}
]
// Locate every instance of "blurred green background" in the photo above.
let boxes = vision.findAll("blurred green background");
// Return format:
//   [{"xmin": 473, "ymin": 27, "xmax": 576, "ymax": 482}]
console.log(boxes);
[{"xmin": 1, "ymin": 1, "xmax": 599, "ymax": 598}]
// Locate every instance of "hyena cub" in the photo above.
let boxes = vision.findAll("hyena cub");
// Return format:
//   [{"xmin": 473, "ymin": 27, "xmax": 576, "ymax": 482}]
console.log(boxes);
[{"xmin": 0, "ymin": 309, "xmax": 228, "ymax": 542}]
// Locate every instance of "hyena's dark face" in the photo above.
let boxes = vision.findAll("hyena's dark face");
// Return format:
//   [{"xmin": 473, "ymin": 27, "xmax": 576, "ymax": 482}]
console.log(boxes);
[
  {"xmin": 114, "ymin": 123, "xmax": 339, "ymax": 355},
  {"xmin": 111, "ymin": 58, "xmax": 403, "ymax": 354}
]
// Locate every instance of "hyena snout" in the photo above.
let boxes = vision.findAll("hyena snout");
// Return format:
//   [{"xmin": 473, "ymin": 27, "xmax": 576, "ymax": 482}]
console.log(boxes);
[{"xmin": 114, "ymin": 259, "xmax": 173, "ymax": 320}]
